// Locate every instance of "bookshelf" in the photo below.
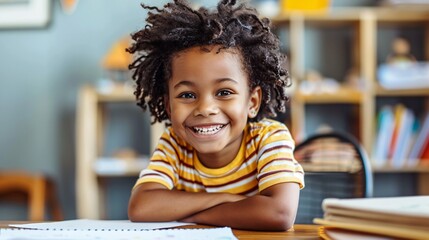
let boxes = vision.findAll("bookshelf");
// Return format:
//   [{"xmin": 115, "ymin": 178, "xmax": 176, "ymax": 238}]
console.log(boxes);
[
  {"xmin": 271, "ymin": 7, "xmax": 429, "ymax": 194},
  {"xmin": 75, "ymin": 85, "xmax": 164, "ymax": 219}
]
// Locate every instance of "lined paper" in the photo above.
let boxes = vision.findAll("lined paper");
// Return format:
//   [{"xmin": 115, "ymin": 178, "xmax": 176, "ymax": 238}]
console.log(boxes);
[
  {"xmin": 0, "ymin": 227, "xmax": 237, "ymax": 240},
  {"xmin": 9, "ymin": 219, "xmax": 193, "ymax": 230},
  {"xmin": 2, "ymin": 220, "xmax": 237, "ymax": 240}
]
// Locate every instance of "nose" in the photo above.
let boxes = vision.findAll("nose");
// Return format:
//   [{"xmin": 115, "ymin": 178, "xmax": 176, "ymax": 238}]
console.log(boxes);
[{"xmin": 193, "ymin": 96, "xmax": 219, "ymax": 117}]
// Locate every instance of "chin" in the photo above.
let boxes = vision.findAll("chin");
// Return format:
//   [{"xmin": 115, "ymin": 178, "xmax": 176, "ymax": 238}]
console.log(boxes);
[{"xmin": 193, "ymin": 144, "xmax": 225, "ymax": 154}]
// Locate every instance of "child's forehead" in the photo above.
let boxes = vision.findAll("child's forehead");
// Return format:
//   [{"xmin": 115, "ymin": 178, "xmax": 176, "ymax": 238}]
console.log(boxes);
[
  {"xmin": 168, "ymin": 45, "xmax": 250, "ymax": 84},
  {"xmin": 173, "ymin": 45, "xmax": 242, "ymax": 59},
  {"xmin": 170, "ymin": 45, "xmax": 247, "ymax": 74}
]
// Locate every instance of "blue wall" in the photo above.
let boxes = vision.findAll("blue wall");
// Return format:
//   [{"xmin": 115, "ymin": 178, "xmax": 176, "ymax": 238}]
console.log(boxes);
[{"xmin": 0, "ymin": 0, "xmax": 168, "ymax": 219}]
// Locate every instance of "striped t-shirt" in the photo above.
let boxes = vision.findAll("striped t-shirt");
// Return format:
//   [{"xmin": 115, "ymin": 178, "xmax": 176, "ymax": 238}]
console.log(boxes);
[{"xmin": 134, "ymin": 119, "xmax": 304, "ymax": 195}]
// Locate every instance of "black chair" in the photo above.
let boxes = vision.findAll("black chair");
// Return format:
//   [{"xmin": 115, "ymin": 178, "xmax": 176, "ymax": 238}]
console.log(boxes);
[{"xmin": 294, "ymin": 132, "xmax": 373, "ymax": 224}]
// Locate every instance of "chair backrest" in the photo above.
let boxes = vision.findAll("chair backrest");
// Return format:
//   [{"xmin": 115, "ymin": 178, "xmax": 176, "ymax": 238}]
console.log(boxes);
[
  {"xmin": 0, "ymin": 171, "xmax": 63, "ymax": 221},
  {"xmin": 294, "ymin": 132, "xmax": 373, "ymax": 224}
]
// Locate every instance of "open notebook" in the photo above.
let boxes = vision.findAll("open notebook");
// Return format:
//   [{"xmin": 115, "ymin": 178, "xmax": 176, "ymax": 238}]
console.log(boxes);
[
  {"xmin": 1, "ymin": 219, "xmax": 237, "ymax": 240},
  {"xmin": 314, "ymin": 195, "xmax": 429, "ymax": 239}
]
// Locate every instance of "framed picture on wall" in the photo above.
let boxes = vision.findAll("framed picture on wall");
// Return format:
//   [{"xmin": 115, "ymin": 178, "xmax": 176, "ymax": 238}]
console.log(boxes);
[{"xmin": 0, "ymin": 0, "xmax": 51, "ymax": 28}]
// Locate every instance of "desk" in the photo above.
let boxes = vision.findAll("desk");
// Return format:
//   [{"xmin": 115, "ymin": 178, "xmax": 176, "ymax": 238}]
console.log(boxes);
[
  {"xmin": 0, "ymin": 222, "xmax": 322, "ymax": 240},
  {"xmin": 233, "ymin": 225, "xmax": 321, "ymax": 239}
]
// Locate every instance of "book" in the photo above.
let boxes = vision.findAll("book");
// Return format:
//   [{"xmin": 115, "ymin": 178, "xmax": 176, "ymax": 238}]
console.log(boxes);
[
  {"xmin": 314, "ymin": 196, "xmax": 429, "ymax": 239},
  {"xmin": 388, "ymin": 104, "xmax": 406, "ymax": 161},
  {"xmin": 372, "ymin": 106, "xmax": 394, "ymax": 166},
  {"xmin": 404, "ymin": 119, "xmax": 421, "ymax": 167},
  {"xmin": 390, "ymin": 108, "xmax": 415, "ymax": 167},
  {"xmin": 2, "ymin": 220, "xmax": 237, "ymax": 240},
  {"xmin": 408, "ymin": 111, "xmax": 429, "ymax": 165},
  {"xmin": 421, "ymin": 143, "xmax": 429, "ymax": 162}
]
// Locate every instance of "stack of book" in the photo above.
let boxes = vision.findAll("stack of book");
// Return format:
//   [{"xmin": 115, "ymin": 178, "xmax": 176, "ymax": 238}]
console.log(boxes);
[
  {"xmin": 314, "ymin": 196, "xmax": 429, "ymax": 239},
  {"xmin": 372, "ymin": 105, "xmax": 429, "ymax": 167}
]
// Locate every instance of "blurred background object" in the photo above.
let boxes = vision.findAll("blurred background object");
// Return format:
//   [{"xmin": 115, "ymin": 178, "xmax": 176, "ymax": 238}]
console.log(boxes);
[
  {"xmin": 102, "ymin": 36, "xmax": 132, "ymax": 71},
  {"xmin": 0, "ymin": 0, "xmax": 51, "ymax": 28},
  {"xmin": 386, "ymin": 36, "xmax": 416, "ymax": 63},
  {"xmin": 281, "ymin": 0, "xmax": 331, "ymax": 12},
  {"xmin": 60, "ymin": 0, "xmax": 79, "ymax": 14}
]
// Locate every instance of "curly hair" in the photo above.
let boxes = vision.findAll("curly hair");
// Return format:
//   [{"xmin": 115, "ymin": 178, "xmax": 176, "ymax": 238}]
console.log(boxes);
[{"xmin": 127, "ymin": 0, "xmax": 291, "ymax": 124}]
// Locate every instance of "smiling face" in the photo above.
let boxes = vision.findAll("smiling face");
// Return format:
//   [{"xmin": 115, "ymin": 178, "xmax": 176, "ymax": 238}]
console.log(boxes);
[{"xmin": 166, "ymin": 46, "xmax": 261, "ymax": 168}]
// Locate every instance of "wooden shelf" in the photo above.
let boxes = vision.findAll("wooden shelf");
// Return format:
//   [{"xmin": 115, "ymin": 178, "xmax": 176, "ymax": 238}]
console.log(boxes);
[
  {"xmin": 76, "ymin": 85, "xmax": 164, "ymax": 219},
  {"xmin": 374, "ymin": 8, "xmax": 429, "ymax": 22},
  {"xmin": 274, "ymin": 7, "xmax": 429, "ymax": 24},
  {"xmin": 272, "ymin": 7, "xmax": 429, "ymax": 195},
  {"xmin": 372, "ymin": 163, "xmax": 429, "ymax": 173},
  {"xmin": 294, "ymin": 88, "xmax": 363, "ymax": 104},
  {"xmin": 375, "ymin": 85, "xmax": 429, "ymax": 96}
]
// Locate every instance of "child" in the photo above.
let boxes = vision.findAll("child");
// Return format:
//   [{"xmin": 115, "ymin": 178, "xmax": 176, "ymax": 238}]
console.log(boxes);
[{"xmin": 127, "ymin": 0, "xmax": 304, "ymax": 231}]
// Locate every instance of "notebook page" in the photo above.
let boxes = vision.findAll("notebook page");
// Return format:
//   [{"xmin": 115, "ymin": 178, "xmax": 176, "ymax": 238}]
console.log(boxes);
[
  {"xmin": 0, "ymin": 227, "xmax": 238, "ymax": 240},
  {"xmin": 322, "ymin": 196, "xmax": 429, "ymax": 218},
  {"xmin": 9, "ymin": 219, "xmax": 194, "ymax": 230}
]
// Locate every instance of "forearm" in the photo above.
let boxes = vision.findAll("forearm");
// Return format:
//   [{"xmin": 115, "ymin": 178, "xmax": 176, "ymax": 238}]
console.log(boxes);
[
  {"xmin": 128, "ymin": 185, "xmax": 245, "ymax": 222},
  {"xmin": 183, "ymin": 195, "xmax": 292, "ymax": 230},
  {"xmin": 183, "ymin": 183, "xmax": 300, "ymax": 231}
]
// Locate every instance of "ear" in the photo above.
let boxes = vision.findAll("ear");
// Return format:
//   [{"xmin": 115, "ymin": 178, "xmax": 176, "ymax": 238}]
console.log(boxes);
[{"xmin": 248, "ymin": 86, "xmax": 262, "ymax": 118}]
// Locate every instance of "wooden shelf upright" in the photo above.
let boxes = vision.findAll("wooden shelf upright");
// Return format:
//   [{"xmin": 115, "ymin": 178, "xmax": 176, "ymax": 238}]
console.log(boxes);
[{"xmin": 75, "ymin": 85, "xmax": 164, "ymax": 219}]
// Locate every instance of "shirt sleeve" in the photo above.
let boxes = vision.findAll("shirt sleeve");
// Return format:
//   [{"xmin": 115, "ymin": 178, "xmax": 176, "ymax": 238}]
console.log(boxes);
[
  {"xmin": 133, "ymin": 128, "xmax": 179, "ymax": 190},
  {"xmin": 256, "ymin": 123, "xmax": 305, "ymax": 192}
]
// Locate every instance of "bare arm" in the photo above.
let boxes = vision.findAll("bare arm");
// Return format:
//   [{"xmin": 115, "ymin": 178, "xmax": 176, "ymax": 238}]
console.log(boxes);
[
  {"xmin": 128, "ymin": 182, "xmax": 246, "ymax": 222},
  {"xmin": 181, "ymin": 182, "xmax": 300, "ymax": 231}
]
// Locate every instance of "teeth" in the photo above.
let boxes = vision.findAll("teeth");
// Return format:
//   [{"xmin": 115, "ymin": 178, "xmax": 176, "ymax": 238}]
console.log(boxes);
[{"xmin": 193, "ymin": 125, "xmax": 224, "ymax": 135}]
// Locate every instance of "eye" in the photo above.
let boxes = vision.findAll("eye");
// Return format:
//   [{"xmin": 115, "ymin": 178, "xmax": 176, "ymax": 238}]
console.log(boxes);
[
  {"xmin": 177, "ymin": 92, "xmax": 196, "ymax": 99},
  {"xmin": 216, "ymin": 89, "xmax": 234, "ymax": 96}
]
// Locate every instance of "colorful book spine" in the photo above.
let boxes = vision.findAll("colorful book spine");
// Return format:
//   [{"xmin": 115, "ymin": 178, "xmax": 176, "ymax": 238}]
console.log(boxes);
[
  {"xmin": 391, "ymin": 108, "xmax": 414, "ymax": 167},
  {"xmin": 408, "ymin": 111, "xmax": 429, "ymax": 164},
  {"xmin": 372, "ymin": 106, "xmax": 394, "ymax": 166}
]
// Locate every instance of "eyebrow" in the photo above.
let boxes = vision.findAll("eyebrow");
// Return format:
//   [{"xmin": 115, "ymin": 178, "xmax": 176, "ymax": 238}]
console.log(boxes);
[{"xmin": 173, "ymin": 78, "xmax": 238, "ymax": 89}]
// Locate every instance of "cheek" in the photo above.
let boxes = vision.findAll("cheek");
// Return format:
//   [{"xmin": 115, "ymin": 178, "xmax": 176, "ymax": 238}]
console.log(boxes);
[
  {"xmin": 224, "ymin": 100, "xmax": 249, "ymax": 118},
  {"xmin": 169, "ymin": 104, "xmax": 189, "ymax": 121}
]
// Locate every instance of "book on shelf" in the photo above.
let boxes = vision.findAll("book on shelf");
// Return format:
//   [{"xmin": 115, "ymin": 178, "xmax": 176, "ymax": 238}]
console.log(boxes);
[
  {"xmin": 408, "ymin": 111, "xmax": 429, "ymax": 165},
  {"xmin": 421, "ymin": 144, "xmax": 429, "ymax": 162},
  {"xmin": 387, "ymin": 104, "xmax": 405, "ymax": 161},
  {"xmin": 296, "ymin": 139, "xmax": 361, "ymax": 172},
  {"xmin": 391, "ymin": 107, "xmax": 414, "ymax": 167},
  {"xmin": 314, "ymin": 196, "xmax": 429, "ymax": 239},
  {"xmin": 372, "ymin": 105, "xmax": 429, "ymax": 167},
  {"xmin": 372, "ymin": 105, "xmax": 394, "ymax": 166}
]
